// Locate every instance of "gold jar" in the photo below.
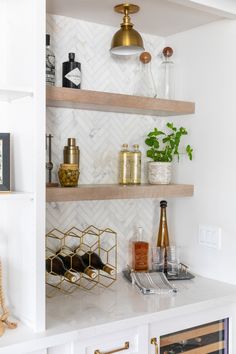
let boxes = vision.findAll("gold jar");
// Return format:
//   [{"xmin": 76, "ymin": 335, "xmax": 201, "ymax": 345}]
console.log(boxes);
[{"xmin": 58, "ymin": 164, "xmax": 79, "ymax": 187}]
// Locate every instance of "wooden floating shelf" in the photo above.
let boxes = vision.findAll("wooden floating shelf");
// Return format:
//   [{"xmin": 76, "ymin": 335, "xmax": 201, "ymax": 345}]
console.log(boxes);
[
  {"xmin": 46, "ymin": 184, "xmax": 194, "ymax": 202},
  {"xmin": 46, "ymin": 86, "xmax": 195, "ymax": 117}
]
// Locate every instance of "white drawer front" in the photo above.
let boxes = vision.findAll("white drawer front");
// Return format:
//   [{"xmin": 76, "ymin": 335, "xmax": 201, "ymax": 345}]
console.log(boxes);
[{"xmin": 75, "ymin": 325, "xmax": 148, "ymax": 354}]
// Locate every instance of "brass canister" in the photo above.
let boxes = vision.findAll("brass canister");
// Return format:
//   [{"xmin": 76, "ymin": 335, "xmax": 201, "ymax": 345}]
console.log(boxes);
[
  {"xmin": 63, "ymin": 138, "xmax": 80, "ymax": 165},
  {"xmin": 58, "ymin": 164, "xmax": 79, "ymax": 187}
]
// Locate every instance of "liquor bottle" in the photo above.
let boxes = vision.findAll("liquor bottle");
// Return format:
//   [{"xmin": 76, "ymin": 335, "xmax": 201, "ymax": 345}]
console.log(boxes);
[
  {"xmin": 46, "ymin": 250, "xmax": 76, "ymax": 282},
  {"xmin": 159, "ymin": 47, "xmax": 175, "ymax": 99},
  {"xmin": 132, "ymin": 227, "xmax": 149, "ymax": 272},
  {"xmin": 157, "ymin": 200, "xmax": 170, "ymax": 272},
  {"xmin": 81, "ymin": 252, "xmax": 115, "ymax": 276},
  {"xmin": 62, "ymin": 53, "xmax": 81, "ymax": 89},
  {"xmin": 119, "ymin": 144, "xmax": 131, "ymax": 184},
  {"xmin": 58, "ymin": 248, "xmax": 97, "ymax": 279},
  {"xmin": 130, "ymin": 144, "xmax": 141, "ymax": 185},
  {"xmin": 46, "ymin": 34, "xmax": 55, "ymax": 86},
  {"xmin": 134, "ymin": 51, "xmax": 156, "ymax": 98}
]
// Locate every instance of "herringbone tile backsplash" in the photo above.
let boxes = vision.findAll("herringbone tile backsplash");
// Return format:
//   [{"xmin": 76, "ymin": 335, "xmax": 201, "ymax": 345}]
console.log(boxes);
[{"xmin": 46, "ymin": 14, "xmax": 169, "ymax": 271}]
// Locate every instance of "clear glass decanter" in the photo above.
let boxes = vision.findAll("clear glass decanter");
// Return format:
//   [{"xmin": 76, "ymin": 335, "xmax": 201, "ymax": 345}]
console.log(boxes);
[
  {"xmin": 134, "ymin": 51, "xmax": 157, "ymax": 98},
  {"xmin": 159, "ymin": 47, "xmax": 175, "ymax": 99}
]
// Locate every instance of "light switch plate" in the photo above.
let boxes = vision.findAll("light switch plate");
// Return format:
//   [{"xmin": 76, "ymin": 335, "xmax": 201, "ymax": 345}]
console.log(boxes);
[{"xmin": 199, "ymin": 225, "xmax": 222, "ymax": 249}]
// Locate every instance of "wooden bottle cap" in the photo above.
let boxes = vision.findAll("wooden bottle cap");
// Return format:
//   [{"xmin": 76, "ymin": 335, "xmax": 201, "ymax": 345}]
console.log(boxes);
[
  {"xmin": 162, "ymin": 47, "xmax": 173, "ymax": 58},
  {"xmin": 139, "ymin": 51, "xmax": 152, "ymax": 64}
]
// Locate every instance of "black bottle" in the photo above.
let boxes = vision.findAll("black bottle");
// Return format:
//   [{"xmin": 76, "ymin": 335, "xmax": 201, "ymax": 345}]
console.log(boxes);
[
  {"xmin": 46, "ymin": 251, "xmax": 76, "ymax": 282},
  {"xmin": 62, "ymin": 53, "xmax": 81, "ymax": 89},
  {"xmin": 82, "ymin": 252, "xmax": 115, "ymax": 276},
  {"xmin": 58, "ymin": 248, "xmax": 97, "ymax": 279}
]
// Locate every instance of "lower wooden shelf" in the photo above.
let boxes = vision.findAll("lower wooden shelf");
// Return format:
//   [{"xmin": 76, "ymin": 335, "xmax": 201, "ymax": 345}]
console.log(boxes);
[{"xmin": 46, "ymin": 184, "xmax": 194, "ymax": 202}]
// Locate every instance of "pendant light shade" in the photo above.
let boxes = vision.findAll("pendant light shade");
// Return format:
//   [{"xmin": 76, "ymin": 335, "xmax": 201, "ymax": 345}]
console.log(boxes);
[{"xmin": 110, "ymin": 4, "xmax": 144, "ymax": 56}]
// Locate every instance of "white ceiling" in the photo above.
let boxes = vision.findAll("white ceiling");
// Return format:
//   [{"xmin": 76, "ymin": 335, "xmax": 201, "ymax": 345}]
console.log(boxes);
[{"xmin": 46, "ymin": 0, "xmax": 235, "ymax": 37}]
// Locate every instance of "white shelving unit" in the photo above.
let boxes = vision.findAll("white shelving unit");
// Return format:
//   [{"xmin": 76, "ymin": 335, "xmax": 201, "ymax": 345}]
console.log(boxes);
[
  {"xmin": 0, "ymin": 0, "xmax": 45, "ymax": 336},
  {"xmin": 0, "ymin": 88, "xmax": 33, "ymax": 102},
  {"xmin": 1, "ymin": 1, "xmax": 236, "ymax": 354},
  {"xmin": 0, "ymin": 192, "xmax": 34, "ymax": 201}
]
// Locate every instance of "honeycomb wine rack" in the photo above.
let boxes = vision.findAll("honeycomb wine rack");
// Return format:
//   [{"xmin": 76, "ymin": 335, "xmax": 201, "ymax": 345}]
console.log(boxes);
[{"xmin": 46, "ymin": 225, "xmax": 117, "ymax": 297}]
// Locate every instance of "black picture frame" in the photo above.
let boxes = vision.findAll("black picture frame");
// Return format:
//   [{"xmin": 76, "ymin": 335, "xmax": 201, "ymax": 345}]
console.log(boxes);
[{"xmin": 0, "ymin": 133, "xmax": 10, "ymax": 192}]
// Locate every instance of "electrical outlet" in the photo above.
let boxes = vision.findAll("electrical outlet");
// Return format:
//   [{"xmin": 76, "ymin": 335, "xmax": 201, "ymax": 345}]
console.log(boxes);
[{"xmin": 199, "ymin": 225, "xmax": 222, "ymax": 249}]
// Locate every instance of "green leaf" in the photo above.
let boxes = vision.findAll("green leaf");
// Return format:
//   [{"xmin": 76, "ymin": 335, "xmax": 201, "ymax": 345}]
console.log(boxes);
[
  {"xmin": 167, "ymin": 122, "xmax": 177, "ymax": 131},
  {"xmin": 186, "ymin": 145, "xmax": 193, "ymax": 160},
  {"xmin": 145, "ymin": 138, "xmax": 155, "ymax": 146}
]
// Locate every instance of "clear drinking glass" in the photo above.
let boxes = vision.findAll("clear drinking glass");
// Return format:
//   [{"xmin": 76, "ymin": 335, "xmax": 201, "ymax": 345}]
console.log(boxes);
[
  {"xmin": 152, "ymin": 247, "xmax": 164, "ymax": 272},
  {"xmin": 167, "ymin": 245, "xmax": 180, "ymax": 276}
]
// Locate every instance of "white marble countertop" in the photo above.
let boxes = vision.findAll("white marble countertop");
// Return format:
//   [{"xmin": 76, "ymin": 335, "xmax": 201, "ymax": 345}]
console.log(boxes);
[
  {"xmin": 46, "ymin": 274, "xmax": 236, "ymax": 335},
  {"xmin": 1, "ymin": 274, "xmax": 236, "ymax": 353}
]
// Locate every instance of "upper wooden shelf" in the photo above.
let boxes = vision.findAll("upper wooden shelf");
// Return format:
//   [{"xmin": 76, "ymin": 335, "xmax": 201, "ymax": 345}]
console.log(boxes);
[
  {"xmin": 46, "ymin": 86, "xmax": 195, "ymax": 117},
  {"xmin": 46, "ymin": 184, "xmax": 194, "ymax": 202}
]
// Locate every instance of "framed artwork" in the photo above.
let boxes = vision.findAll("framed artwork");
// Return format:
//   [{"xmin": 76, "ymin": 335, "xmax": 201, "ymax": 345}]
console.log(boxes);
[{"xmin": 0, "ymin": 133, "xmax": 10, "ymax": 192}]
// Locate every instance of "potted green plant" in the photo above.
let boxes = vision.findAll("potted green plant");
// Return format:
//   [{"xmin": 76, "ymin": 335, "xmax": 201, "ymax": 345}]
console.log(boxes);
[{"xmin": 145, "ymin": 122, "xmax": 193, "ymax": 184}]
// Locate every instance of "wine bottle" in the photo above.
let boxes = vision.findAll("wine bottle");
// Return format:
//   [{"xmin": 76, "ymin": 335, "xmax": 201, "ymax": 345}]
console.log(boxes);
[
  {"xmin": 46, "ymin": 34, "xmax": 55, "ymax": 86},
  {"xmin": 58, "ymin": 248, "xmax": 97, "ymax": 279},
  {"xmin": 46, "ymin": 250, "xmax": 76, "ymax": 282},
  {"xmin": 157, "ymin": 200, "xmax": 170, "ymax": 272},
  {"xmin": 62, "ymin": 53, "xmax": 81, "ymax": 89},
  {"xmin": 82, "ymin": 252, "xmax": 115, "ymax": 276}
]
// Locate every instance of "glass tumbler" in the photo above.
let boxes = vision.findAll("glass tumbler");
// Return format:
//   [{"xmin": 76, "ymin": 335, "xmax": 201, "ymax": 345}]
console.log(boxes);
[
  {"xmin": 167, "ymin": 245, "xmax": 180, "ymax": 276},
  {"xmin": 152, "ymin": 247, "xmax": 165, "ymax": 272}
]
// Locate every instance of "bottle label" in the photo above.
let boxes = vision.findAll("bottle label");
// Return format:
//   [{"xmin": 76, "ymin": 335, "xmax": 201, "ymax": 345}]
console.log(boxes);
[
  {"xmin": 60, "ymin": 247, "xmax": 73, "ymax": 256},
  {"xmin": 65, "ymin": 68, "xmax": 81, "ymax": 86},
  {"xmin": 46, "ymin": 249, "xmax": 56, "ymax": 259},
  {"xmin": 119, "ymin": 152, "xmax": 131, "ymax": 184},
  {"xmin": 46, "ymin": 52, "xmax": 55, "ymax": 85},
  {"xmin": 46, "ymin": 54, "xmax": 55, "ymax": 72}
]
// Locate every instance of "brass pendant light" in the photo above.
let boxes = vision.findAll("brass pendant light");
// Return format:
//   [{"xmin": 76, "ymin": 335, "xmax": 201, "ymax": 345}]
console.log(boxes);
[{"xmin": 110, "ymin": 3, "xmax": 144, "ymax": 56}]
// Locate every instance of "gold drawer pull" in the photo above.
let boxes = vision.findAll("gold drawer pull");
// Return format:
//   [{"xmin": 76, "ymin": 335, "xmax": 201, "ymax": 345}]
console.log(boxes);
[
  {"xmin": 94, "ymin": 341, "xmax": 129, "ymax": 354},
  {"xmin": 151, "ymin": 337, "xmax": 158, "ymax": 354}
]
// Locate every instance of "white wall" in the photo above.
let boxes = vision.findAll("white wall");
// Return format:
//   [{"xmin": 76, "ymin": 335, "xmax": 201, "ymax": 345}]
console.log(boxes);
[{"xmin": 167, "ymin": 19, "xmax": 236, "ymax": 284}]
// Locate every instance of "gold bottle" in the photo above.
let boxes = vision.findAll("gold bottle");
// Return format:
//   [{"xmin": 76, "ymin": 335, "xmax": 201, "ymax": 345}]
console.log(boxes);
[
  {"xmin": 130, "ymin": 144, "xmax": 141, "ymax": 184},
  {"xmin": 157, "ymin": 200, "xmax": 170, "ymax": 272},
  {"xmin": 119, "ymin": 144, "xmax": 131, "ymax": 184}
]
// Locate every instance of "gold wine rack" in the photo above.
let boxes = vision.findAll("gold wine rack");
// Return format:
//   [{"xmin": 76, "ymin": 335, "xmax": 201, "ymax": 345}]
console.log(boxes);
[{"xmin": 46, "ymin": 225, "xmax": 117, "ymax": 297}]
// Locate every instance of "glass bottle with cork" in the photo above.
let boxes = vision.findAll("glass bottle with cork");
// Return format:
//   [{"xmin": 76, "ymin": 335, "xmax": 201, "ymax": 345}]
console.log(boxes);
[
  {"xmin": 134, "ymin": 51, "xmax": 156, "ymax": 98},
  {"xmin": 159, "ymin": 47, "xmax": 175, "ymax": 99},
  {"xmin": 157, "ymin": 200, "xmax": 170, "ymax": 273},
  {"xmin": 132, "ymin": 227, "xmax": 149, "ymax": 272},
  {"xmin": 119, "ymin": 144, "xmax": 131, "ymax": 184},
  {"xmin": 130, "ymin": 144, "xmax": 141, "ymax": 185}
]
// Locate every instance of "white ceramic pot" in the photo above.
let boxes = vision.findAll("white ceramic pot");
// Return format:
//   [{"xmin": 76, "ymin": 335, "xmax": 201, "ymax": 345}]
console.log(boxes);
[{"xmin": 148, "ymin": 162, "xmax": 172, "ymax": 184}]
